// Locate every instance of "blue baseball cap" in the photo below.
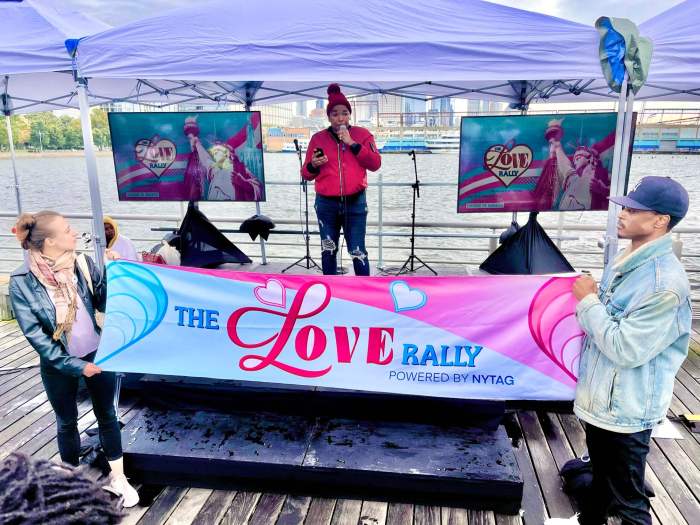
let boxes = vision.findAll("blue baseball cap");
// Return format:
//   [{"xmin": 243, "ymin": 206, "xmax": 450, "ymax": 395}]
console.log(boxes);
[{"xmin": 609, "ymin": 176, "xmax": 689, "ymax": 224}]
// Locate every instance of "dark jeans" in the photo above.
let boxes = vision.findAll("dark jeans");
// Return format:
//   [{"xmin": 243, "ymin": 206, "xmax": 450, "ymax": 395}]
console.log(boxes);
[
  {"xmin": 315, "ymin": 191, "xmax": 370, "ymax": 276},
  {"xmin": 40, "ymin": 352, "xmax": 122, "ymax": 466},
  {"xmin": 580, "ymin": 423, "xmax": 653, "ymax": 525}
]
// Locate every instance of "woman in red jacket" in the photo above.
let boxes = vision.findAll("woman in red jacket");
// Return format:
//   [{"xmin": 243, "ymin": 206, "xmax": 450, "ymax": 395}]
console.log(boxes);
[{"xmin": 302, "ymin": 84, "xmax": 382, "ymax": 275}]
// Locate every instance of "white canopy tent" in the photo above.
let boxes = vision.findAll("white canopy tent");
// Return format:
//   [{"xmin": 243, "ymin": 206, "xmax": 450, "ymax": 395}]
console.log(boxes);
[
  {"xmin": 69, "ymin": 0, "xmax": 609, "ymax": 107},
  {"xmin": 7, "ymin": 0, "xmax": 695, "ymax": 269},
  {"xmin": 0, "ymin": 0, "xmax": 112, "ymax": 115},
  {"xmin": 0, "ymin": 0, "xmax": 108, "ymax": 233},
  {"xmin": 69, "ymin": 0, "xmax": 646, "ymax": 266},
  {"xmin": 3, "ymin": 0, "xmax": 694, "ymax": 415},
  {"xmin": 638, "ymin": 0, "xmax": 700, "ymax": 100}
]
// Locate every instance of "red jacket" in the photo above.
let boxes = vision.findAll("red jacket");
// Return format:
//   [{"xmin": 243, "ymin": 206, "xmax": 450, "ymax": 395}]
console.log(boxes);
[{"xmin": 301, "ymin": 126, "xmax": 381, "ymax": 197}]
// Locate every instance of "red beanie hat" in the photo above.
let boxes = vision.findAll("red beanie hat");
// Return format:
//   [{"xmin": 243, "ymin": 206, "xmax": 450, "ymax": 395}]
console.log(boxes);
[{"xmin": 326, "ymin": 83, "xmax": 351, "ymax": 115}]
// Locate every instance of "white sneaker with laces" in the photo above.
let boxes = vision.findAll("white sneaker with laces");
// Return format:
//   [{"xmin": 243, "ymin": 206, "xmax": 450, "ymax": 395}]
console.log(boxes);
[
  {"xmin": 104, "ymin": 472, "xmax": 139, "ymax": 508},
  {"xmin": 544, "ymin": 515, "xmax": 580, "ymax": 525}
]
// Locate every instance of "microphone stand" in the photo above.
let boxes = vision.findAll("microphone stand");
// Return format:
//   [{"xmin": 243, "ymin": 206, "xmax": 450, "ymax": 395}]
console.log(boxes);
[
  {"xmin": 395, "ymin": 150, "xmax": 437, "ymax": 276},
  {"xmin": 283, "ymin": 139, "xmax": 321, "ymax": 273}
]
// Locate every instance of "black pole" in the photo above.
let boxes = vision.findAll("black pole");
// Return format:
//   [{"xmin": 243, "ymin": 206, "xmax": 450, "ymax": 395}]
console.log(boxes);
[
  {"xmin": 282, "ymin": 139, "xmax": 321, "ymax": 273},
  {"xmin": 409, "ymin": 150, "xmax": 418, "ymax": 271},
  {"xmin": 394, "ymin": 150, "xmax": 437, "ymax": 276}
]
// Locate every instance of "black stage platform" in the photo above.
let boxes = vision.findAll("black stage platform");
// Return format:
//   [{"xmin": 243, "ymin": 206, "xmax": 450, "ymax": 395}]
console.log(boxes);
[
  {"xmin": 121, "ymin": 380, "xmax": 524, "ymax": 513},
  {"xmin": 123, "ymin": 407, "xmax": 522, "ymax": 513}
]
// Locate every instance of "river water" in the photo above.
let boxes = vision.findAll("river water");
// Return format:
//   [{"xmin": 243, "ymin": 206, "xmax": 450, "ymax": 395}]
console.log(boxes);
[{"xmin": 1, "ymin": 153, "xmax": 699, "ymax": 279}]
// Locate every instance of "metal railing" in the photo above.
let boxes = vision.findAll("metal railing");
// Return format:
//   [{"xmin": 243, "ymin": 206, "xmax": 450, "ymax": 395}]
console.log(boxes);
[{"xmin": 1, "ymin": 178, "xmax": 699, "ymax": 280}]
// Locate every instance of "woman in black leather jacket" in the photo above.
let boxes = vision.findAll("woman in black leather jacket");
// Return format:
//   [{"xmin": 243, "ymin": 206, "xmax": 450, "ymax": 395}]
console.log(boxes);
[{"xmin": 9, "ymin": 211, "xmax": 139, "ymax": 508}]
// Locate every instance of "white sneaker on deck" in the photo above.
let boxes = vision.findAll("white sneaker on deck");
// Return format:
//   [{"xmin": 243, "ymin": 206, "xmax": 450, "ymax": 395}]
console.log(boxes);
[
  {"xmin": 544, "ymin": 515, "xmax": 580, "ymax": 525},
  {"xmin": 104, "ymin": 472, "xmax": 140, "ymax": 508}
]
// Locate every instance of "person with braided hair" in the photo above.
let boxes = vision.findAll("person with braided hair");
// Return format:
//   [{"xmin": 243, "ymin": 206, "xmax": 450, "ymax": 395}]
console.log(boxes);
[
  {"xmin": 0, "ymin": 452, "xmax": 123, "ymax": 524},
  {"xmin": 8, "ymin": 211, "xmax": 139, "ymax": 508}
]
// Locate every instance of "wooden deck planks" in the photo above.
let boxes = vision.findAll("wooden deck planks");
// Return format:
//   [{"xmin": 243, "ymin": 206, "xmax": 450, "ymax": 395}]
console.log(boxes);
[{"xmin": 1, "ymin": 323, "xmax": 700, "ymax": 524}]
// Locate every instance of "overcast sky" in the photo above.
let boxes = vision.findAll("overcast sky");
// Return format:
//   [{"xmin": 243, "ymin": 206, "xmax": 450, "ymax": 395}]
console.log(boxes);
[{"xmin": 65, "ymin": 0, "xmax": 683, "ymax": 27}]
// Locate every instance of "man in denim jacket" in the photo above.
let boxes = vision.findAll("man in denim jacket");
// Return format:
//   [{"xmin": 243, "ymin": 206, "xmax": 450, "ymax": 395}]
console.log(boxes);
[{"xmin": 548, "ymin": 177, "xmax": 691, "ymax": 525}]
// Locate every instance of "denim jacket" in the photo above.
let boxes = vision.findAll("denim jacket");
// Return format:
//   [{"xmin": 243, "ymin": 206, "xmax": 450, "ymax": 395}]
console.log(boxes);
[
  {"xmin": 9, "ymin": 255, "xmax": 106, "ymax": 377},
  {"xmin": 574, "ymin": 234, "xmax": 691, "ymax": 433}
]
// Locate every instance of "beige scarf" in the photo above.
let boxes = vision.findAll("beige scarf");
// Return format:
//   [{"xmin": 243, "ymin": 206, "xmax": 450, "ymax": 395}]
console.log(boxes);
[{"xmin": 28, "ymin": 250, "xmax": 78, "ymax": 341}]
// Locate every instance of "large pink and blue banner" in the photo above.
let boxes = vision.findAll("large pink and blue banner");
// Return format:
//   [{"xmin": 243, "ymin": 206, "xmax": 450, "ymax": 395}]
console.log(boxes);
[{"xmin": 95, "ymin": 262, "xmax": 585, "ymax": 401}]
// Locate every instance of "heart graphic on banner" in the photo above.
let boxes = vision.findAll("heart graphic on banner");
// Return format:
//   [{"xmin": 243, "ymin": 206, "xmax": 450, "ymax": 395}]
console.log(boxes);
[
  {"xmin": 134, "ymin": 137, "xmax": 177, "ymax": 177},
  {"xmin": 390, "ymin": 280, "xmax": 427, "ymax": 312},
  {"xmin": 254, "ymin": 278, "xmax": 286, "ymax": 308},
  {"xmin": 528, "ymin": 277, "xmax": 584, "ymax": 382},
  {"xmin": 298, "ymin": 283, "xmax": 331, "ymax": 316},
  {"xmin": 484, "ymin": 143, "xmax": 533, "ymax": 187}
]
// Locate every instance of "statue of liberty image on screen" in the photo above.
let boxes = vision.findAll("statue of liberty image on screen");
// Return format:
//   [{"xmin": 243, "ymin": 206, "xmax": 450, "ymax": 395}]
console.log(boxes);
[
  {"xmin": 108, "ymin": 111, "xmax": 265, "ymax": 202},
  {"xmin": 457, "ymin": 112, "xmax": 633, "ymax": 213}
]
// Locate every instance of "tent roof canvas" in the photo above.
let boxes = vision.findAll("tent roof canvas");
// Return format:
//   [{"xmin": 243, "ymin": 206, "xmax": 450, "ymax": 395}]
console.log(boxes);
[
  {"xmin": 638, "ymin": 0, "xmax": 700, "ymax": 99},
  {"xmin": 75, "ymin": 0, "xmax": 602, "ymax": 83},
  {"xmin": 69, "ymin": 0, "xmax": 621, "ymax": 107},
  {"xmin": 0, "ymin": 0, "xmax": 108, "ymax": 75},
  {"xmin": 0, "ymin": 0, "xmax": 109, "ymax": 115}
]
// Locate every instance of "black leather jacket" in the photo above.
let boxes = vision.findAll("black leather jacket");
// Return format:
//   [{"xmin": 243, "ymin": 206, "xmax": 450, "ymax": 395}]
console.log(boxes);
[{"xmin": 9, "ymin": 255, "xmax": 106, "ymax": 377}]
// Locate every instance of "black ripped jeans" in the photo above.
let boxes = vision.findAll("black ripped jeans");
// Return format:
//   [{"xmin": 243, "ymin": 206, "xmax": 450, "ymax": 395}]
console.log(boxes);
[{"xmin": 315, "ymin": 191, "xmax": 369, "ymax": 276}]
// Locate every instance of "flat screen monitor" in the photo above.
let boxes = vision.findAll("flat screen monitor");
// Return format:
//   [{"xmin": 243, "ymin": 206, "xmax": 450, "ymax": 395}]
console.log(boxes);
[
  {"xmin": 457, "ymin": 112, "xmax": 634, "ymax": 213},
  {"xmin": 108, "ymin": 111, "xmax": 265, "ymax": 202}
]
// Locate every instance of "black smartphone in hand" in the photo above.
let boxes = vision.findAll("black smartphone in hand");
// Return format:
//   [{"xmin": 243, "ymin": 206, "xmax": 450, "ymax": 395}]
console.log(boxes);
[{"xmin": 314, "ymin": 148, "xmax": 324, "ymax": 158}]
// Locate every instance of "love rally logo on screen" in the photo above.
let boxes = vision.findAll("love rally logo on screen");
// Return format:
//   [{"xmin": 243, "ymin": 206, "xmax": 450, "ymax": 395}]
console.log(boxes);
[
  {"xmin": 484, "ymin": 143, "xmax": 533, "ymax": 187},
  {"xmin": 134, "ymin": 137, "xmax": 177, "ymax": 177}
]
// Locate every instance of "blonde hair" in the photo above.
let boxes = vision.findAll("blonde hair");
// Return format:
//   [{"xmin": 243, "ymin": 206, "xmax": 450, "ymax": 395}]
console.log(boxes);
[{"xmin": 14, "ymin": 211, "xmax": 62, "ymax": 251}]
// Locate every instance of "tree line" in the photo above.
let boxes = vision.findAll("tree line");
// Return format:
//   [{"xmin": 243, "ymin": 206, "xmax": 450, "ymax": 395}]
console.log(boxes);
[{"xmin": 0, "ymin": 108, "xmax": 110, "ymax": 151}]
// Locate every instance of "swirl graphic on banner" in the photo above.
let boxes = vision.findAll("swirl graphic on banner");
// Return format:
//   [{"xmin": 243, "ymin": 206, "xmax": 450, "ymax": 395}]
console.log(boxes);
[
  {"xmin": 528, "ymin": 277, "xmax": 584, "ymax": 381},
  {"xmin": 96, "ymin": 262, "xmax": 168, "ymax": 365}
]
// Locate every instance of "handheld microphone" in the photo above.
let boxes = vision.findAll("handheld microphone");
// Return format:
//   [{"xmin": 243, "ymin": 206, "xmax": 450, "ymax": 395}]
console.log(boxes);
[
  {"xmin": 339, "ymin": 125, "xmax": 347, "ymax": 151},
  {"xmin": 293, "ymin": 138, "xmax": 300, "ymax": 152}
]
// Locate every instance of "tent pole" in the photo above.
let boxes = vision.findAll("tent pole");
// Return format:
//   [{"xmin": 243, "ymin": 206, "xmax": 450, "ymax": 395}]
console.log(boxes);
[
  {"xmin": 617, "ymin": 89, "xmax": 636, "ymax": 197},
  {"xmin": 377, "ymin": 168, "xmax": 384, "ymax": 269},
  {"xmin": 603, "ymin": 74, "xmax": 630, "ymax": 266},
  {"xmin": 245, "ymin": 96, "xmax": 267, "ymax": 265},
  {"xmin": 255, "ymin": 197, "xmax": 266, "ymax": 265},
  {"xmin": 5, "ymin": 115, "xmax": 21, "ymax": 214},
  {"xmin": 76, "ymin": 76, "xmax": 120, "ymax": 414},
  {"xmin": 76, "ymin": 77, "xmax": 107, "ymax": 273}
]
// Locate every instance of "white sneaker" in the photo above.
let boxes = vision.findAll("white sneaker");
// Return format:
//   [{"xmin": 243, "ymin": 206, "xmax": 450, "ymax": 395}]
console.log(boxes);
[
  {"xmin": 544, "ymin": 515, "xmax": 579, "ymax": 525},
  {"xmin": 104, "ymin": 472, "xmax": 140, "ymax": 508}
]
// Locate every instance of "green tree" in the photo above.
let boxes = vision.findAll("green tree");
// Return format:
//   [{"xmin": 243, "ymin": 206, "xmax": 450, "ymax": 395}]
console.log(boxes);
[
  {"xmin": 59, "ymin": 115, "xmax": 83, "ymax": 149},
  {"xmin": 4, "ymin": 108, "xmax": 112, "ymax": 151},
  {"xmin": 91, "ymin": 108, "xmax": 110, "ymax": 149},
  {"xmin": 0, "ymin": 115, "xmax": 31, "ymax": 150},
  {"xmin": 27, "ymin": 113, "xmax": 61, "ymax": 150}
]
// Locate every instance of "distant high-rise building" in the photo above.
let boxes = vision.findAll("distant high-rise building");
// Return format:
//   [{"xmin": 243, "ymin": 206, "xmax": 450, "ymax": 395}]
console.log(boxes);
[
  {"xmin": 295, "ymin": 101, "xmax": 306, "ymax": 117},
  {"xmin": 467, "ymin": 99, "xmax": 482, "ymax": 114},
  {"xmin": 403, "ymin": 98, "xmax": 426, "ymax": 126},
  {"xmin": 429, "ymin": 97, "xmax": 453, "ymax": 127},
  {"xmin": 378, "ymin": 95, "xmax": 403, "ymax": 127},
  {"xmin": 250, "ymin": 103, "xmax": 295, "ymax": 128},
  {"xmin": 352, "ymin": 94, "xmax": 378, "ymax": 125},
  {"xmin": 465, "ymin": 99, "xmax": 505, "ymax": 115},
  {"xmin": 315, "ymin": 99, "xmax": 325, "ymax": 109}
]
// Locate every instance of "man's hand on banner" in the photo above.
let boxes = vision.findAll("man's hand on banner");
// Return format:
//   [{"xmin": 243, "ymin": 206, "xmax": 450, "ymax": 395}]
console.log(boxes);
[{"xmin": 573, "ymin": 275, "xmax": 598, "ymax": 301}]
